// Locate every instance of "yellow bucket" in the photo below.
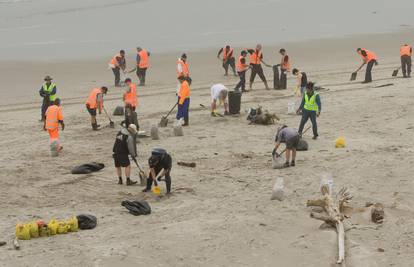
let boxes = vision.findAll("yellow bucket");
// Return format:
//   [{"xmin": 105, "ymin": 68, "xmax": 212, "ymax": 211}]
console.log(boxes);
[
  {"xmin": 48, "ymin": 219, "xmax": 58, "ymax": 235},
  {"xmin": 335, "ymin": 137, "xmax": 346, "ymax": 148},
  {"xmin": 152, "ymin": 186, "xmax": 161, "ymax": 196},
  {"xmin": 16, "ymin": 223, "xmax": 31, "ymax": 240},
  {"xmin": 28, "ymin": 222, "xmax": 39, "ymax": 238}
]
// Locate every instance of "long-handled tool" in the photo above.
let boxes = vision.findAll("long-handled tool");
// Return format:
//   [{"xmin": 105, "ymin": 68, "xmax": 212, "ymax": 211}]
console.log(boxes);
[
  {"xmin": 103, "ymin": 107, "xmax": 115, "ymax": 128},
  {"xmin": 159, "ymin": 102, "xmax": 178, "ymax": 127},
  {"xmin": 132, "ymin": 157, "xmax": 147, "ymax": 185},
  {"xmin": 200, "ymin": 103, "xmax": 224, "ymax": 117},
  {"xmin": 392, "ymin": 67, "xmax": 401, "ymax": 77}
]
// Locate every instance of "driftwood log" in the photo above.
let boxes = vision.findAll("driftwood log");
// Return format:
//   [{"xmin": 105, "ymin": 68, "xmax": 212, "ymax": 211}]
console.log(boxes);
[
  {"xmin": 307, "ymin": 185, "xmax": 352, "ymax": 264},
  {"xmin": 177, "ymin": 161, "xmax": 196, "ymax": 168}
]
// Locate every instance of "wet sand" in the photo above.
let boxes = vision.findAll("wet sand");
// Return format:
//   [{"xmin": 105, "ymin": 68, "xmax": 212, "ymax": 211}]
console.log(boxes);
[{"xmin": 0, "ymin": 30, "xmax": 414, "ymax": 266}]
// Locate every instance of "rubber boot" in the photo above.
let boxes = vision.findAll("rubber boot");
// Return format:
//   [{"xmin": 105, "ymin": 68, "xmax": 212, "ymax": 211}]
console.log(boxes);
[
  {"xmin": 92, "ymin": 123, "xmax": 100, "ymax": 131},
  {"xmin": 126, "ymin": 177, "xmax": 137, "ymax": 186},
  {"xmin": 183, "ymin": 116, "xmax": 189, "ymax": 126},
  {"xmin": 118, "ymin": 177, "xmax": 123, "ymax": 185},
  {"xmin": 165, "ymin": 174, "xmax": 171, "ymax": 194}
]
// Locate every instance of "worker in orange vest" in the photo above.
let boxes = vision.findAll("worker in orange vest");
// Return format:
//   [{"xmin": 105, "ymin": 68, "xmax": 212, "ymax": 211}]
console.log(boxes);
[
  {"xmin": 234, "ymin": 50, "xmax": 250, "ymax": 92},
  {"xmin": 44, "ymin": 98, "xmax": 64, "ymax": 151},
  {"xmin": 135, "ymin": 47, "xmax": 150, "ymax": 85},
  {"xmin": 217, "ymin": 45, "xmax": 237, "ymax": 76},
  {"xmin": 108, "ymin": 50, "xmax": 126, "ymax": 87},
  {"xmin": 400, "ymin": 44, "xmax": 412, "ymax": 78},
  {"xmin": 279, "ymin": 48, "xmax": 291, "ymax": 89},
  {"xmin": 85, "ymin": 86, "xmax": 108, "ymax": 130},
  {"xmin": 123, "ymin": 78, "xmax": 138, "ymax": 111},
  {"xmin": 176, "ymin": 53, "xmax": 191, "ymax": 85},
  {"xmin": 355, "ymin": 48, "xmax": 378, "ymax": 83},
  {"xmin": 176, "ymin": 75, "xmax": 190, "ymax": 126},
  {"xmin": 247, "ymin": 44, "xmax": 270, "ymax": 91}
]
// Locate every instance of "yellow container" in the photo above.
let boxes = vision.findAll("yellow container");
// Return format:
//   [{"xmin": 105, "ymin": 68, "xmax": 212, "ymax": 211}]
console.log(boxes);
[
  {"xmin": 152, "ymin": 186, "xmax": 161, "ymax": 196},
  {"xmin": 48, "ymin": 219, "xmax": 58, "ymax": 235},
  {"xmin": 335, "ymin": 137, "xmax": 346, "ymax": 148},
  {"xmin": 67, "ymin": 217, "xmax": 78, "ymax": 232},
  {"xmin": 57, "ymin": 222, "xmax": 68, "ymax": 234},
  {"xmin": 28, "ymin": 222, "xmax": 39, "ymax": 238},
  {"xmin": 16, "ymin": 223, "xmax": 31, "ymax": 240}
]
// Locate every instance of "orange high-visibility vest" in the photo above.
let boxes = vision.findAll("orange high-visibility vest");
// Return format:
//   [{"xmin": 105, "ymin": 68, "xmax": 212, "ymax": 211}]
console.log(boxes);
[
  {"xmin": 359, "ymin": 49, "xmax": 377, "ymax": 63},
  {"xmin": 177, "ymin": 59, "xmax": 189, "ymax": 77},
  {"xmin": 86, "ymin": 88, "xmax": 103, "ymax": 110},
  {"xmin": 45, "ymin": 105, "xmax": 63, "ymax": 130},
  {"xmin": 109, "ymin": 53, "xmax": 122, "ymax": 67},
  {"xmin": 250, "ymin": 50, "xmax": 262, "ymax": 65},
  {"xmin": 281, "ymin": 54, "xmax": 291, "ymax": 71},
  {"xmin": 124, "ymin": 83, "xmax": 138, "ymax": 107},
  {"xmin": 223, "ymin": 47, "xmax": 234, "ymax": 61},
  {"xmin": 400, "ymin": 45, "xmax": 412, "ymax": 56},
  {"xmin": 178, "ymin": 81, "xmax": 190, "ymax": 105},
  {"xmin": 236, "ymin": 56, "xmax": 249, "ymax": 72},
  {"xmin": 138, "ymin": 49, "xmax": 149, "ymax": 68}
]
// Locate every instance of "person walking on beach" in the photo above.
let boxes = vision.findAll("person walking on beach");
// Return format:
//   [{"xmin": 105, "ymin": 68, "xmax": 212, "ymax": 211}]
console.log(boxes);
[
  {"xmin": 355, "ymin": 48, "xmax": 377, "ymax": 83},
  {"xmin": 234, "ymin": 50, "xmax": 250, "ymax": 92},
  {"xmin": 400, "ymin": 44, "xmax": 412, "ymax": 78},
  {"xmin": 135, "ymin": 47, "xmax": 150, "ymax": 85},
  {"xmin": 248, "ymin": 44, "xmax": 270, "ymax": 91},
  {"xmin": 143, "ymin": 148, "xmax": 173, "ymax": 194},
  {"xmin": 177, "ymin": 53, "xmax": 191, "ymax": 84},
  {"xmin": 109, "ymin": 50, "xmax": 126, "ymax": 87},
  {"xmin": 123, "ymin": 78, "xmax": 138, "ymax": 111},
  {"xmin": 176, "ymin": 75, "xmax": 190, "ymax": 126},
  {"xmin": 113, "ymin": 124, "xmax": 138, "ymax": 186},
  {"xmin": 39, "ymin": 75, "xmax": 57, "ymax": 121},
  {"xmin": 44, "ymin": 98, "xmax": 64, "ymax": 151},
  {"xmin": 297, "ymin": 82, "xmax": 321, "ymax": 140},
  {"xmin": 292, "ymin": 68, "xmax": 307, "ymax": 97},
  {"xmin": 279, "ymin": 48, "xmax": 291, "ymax": 89},
  {"xmin": 85, "ymin": 86, "xmax": 108, "ymax": 130},
  {"xmin": 210, "ymin": 83, "xmax": 229, "ymax": 116},
  {"xmin": 217, "ymin": 45, "xmax": 237, "ymax": 76},
  {"xmin": 273, "ymin": 125, "xmax": 300, "ymax": 167}
]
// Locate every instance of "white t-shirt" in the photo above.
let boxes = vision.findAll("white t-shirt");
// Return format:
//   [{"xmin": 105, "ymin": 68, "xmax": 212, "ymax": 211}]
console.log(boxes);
[{"xmin": 211, "ymin": 84, "xmax": 227, "ymax": 102}]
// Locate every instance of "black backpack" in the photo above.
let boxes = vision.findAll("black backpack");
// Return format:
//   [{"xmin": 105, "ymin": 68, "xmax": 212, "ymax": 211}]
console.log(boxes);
[
  {"xmin": 77, "ymin": 214, "xmax": 97, "ymax": 230},
  {"xmin": 121, "ymin": 200, "xmax": 151, "ymax": 216}
]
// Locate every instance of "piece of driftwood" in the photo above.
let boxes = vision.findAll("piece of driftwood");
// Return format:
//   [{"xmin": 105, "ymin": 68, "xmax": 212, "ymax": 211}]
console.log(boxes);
[
  {"xmin": 370, "ymin": 203, "xmax": 384, "ymax": 224},
  {"xmin": 307, "ymin": 185, "xmax": 352, "ymax": 264},
  {"xmin": 177, "ymin": 161, "xmax": 196, "ymax": 168}
]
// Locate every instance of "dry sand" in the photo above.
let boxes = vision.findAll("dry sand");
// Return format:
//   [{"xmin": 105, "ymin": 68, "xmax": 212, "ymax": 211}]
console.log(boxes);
[{"xmin": 1, "ymin": 30, "xmax": 414, "ymax": 267}]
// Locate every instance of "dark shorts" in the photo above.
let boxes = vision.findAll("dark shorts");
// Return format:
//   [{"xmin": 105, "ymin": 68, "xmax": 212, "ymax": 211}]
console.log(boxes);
[
  {"xmin": 113, "ymin": 153, "xmax": 130, "ymax": 168},
  {"xmin": 86, "ymin": 105, "xmax": 97, "ymax": 116},
  {"xmin": 286, "ymin": 135, "xmax": 300, "ymax": 149}
]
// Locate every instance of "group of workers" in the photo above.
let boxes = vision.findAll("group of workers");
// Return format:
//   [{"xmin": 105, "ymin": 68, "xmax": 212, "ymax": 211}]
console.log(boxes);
[{"xmin": 38, "ymin": 42, "xmax": 412, "ymax": 192}]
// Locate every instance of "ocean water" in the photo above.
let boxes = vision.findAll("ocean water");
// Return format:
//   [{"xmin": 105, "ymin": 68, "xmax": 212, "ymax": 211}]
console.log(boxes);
[{"xmin": 0, "ymin": 0, "xmax": 413, "ymax": 61}]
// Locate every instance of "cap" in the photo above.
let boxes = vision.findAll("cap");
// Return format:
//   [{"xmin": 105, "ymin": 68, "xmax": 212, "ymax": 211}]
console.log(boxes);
[
  {"xmin": 44, "ymin": 75, "xmax": 53, "ymax": 81},
  {"xmin": 181, "ymin": 53, "xmax": 187, "ymax": 59},
  {"xmin": 128, "ymin": 124, "xmax": 138, "ymax": 134}
]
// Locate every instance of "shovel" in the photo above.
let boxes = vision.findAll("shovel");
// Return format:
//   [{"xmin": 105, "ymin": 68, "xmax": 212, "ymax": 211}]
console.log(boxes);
[
  {"xmin": 132, "ymin": 157, "xmax": 147, "ymax": 185},
  {"xmin": 350, "ymin": 72, "xmax": 357, "ymax": 81},
  {"xmin": 159, "ymin": 102, "xmax": 178, "ymax": 127},
  {"xmin": 392, "ymin": 67, "xmax": 400, "ymax": 77},
  {"xmin": 103, "ymin": 107, "xmax": 115, "ymax": 128}
]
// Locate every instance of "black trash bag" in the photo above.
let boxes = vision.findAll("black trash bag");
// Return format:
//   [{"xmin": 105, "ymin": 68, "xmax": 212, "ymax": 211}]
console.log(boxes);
[
  {"xmin": 297, "ymin": 139, "xmax": 308, "ymax": 151},
  {"xmin": 113, "ymin": 106, "xmax": 125, "ymax": 116},
  {"xmin": 77, "ymin": 214, "xmax": 97, "ymax": 230},
  {"xmin": 121, "ymin": 200, "xmax": 151, "ymax": 216},
  {"xmin": 71, "ymin": 162, "xmax": 105, "ymax": 174}
]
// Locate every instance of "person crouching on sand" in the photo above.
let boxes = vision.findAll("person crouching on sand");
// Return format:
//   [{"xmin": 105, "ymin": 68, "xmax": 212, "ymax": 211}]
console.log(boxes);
[{"xmin": 210, "ymin": 83, "xmax": 229, "ymax": 116}]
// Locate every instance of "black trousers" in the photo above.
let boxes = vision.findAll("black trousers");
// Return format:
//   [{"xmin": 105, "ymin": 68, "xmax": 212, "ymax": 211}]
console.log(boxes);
[
  {"xmin": 365, "ymin": 60, "xmax": 376, "ymax": 83},
  {"xmin": 136, "ymin": 67, "xmax": 147, "ymax": 85},
  {"xmin": 280, "ymin": 68, "xmax": 287, "ymax": 89},
  {"xmin": 235, "ymin": 71, "xmax": 246, "ymax": 91},
  {"xmin": 401, "ymin": 55, "xmax": 412, "ymax": 77},
  {"xmin": 112, "ymin": 67, "xmax": 121, "ymax": 86},
  {"xmin": 223, "ymin": 57, "xmax": 236, "ymax": 75},
  {"xmin": 298, "ymin": 109, "xmax": 318, "ymax": 137},
  {"xmin": 41, "ymin": 97, "xmax": 51, "ymax": 119},
  {"xmin": 250, "ymin": 64, "xmax": 267, "ymax": 83},
  {"xmin": 146, "ymin": 169, "xmax": 171, "ymax": 193}
]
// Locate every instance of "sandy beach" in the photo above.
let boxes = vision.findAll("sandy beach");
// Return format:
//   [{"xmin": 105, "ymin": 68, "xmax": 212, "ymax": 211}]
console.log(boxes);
[{"xmin": 1, "ymin": 0, "xmax": 414, "ymax": 266}]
